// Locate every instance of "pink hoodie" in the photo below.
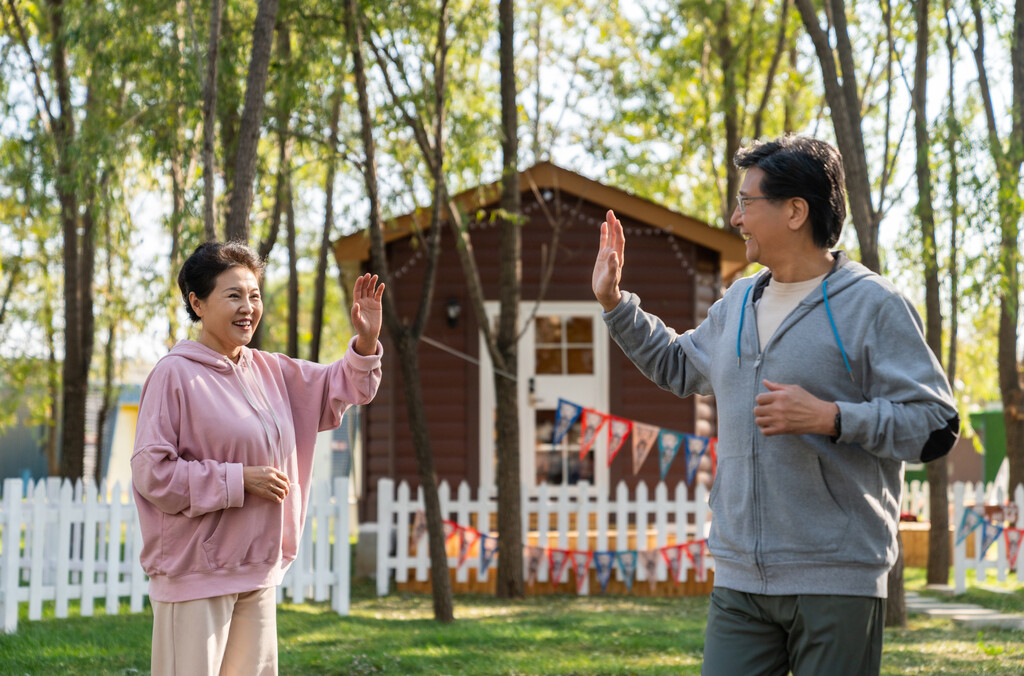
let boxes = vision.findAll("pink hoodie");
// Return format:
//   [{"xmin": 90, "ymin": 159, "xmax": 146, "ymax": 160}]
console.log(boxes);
[{"xmin": 131, "ymin": 337, "xmax": 382, "ymax": 602}]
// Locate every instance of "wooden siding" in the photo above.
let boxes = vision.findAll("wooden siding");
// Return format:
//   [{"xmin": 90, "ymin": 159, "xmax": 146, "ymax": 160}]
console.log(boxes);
[{"xmin": 360, "ymin": 189, "xmax": 726, "ymax": 520}]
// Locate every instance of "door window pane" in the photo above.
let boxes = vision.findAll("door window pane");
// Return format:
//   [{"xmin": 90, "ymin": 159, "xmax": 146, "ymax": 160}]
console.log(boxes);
[
  {"xmin": 534, "ymin": 315, "xmax": 594, "ymax": 376},
  {"xmin": 534, "ymin": 409, "xmax": 594, "ymax": 486}
]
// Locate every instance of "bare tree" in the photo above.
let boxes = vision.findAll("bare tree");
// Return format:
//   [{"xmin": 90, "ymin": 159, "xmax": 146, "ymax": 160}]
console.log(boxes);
[
  {"xmin": 967, "ymin": 0, "xmax": 1024, "ymax": 492},
  {"xmin": 344, "ymin": 0, "xmax": 454, "ymax": 623},
  {"xmin": 310, "ymin": 88, "xmax": 344, "ymax": 363}
]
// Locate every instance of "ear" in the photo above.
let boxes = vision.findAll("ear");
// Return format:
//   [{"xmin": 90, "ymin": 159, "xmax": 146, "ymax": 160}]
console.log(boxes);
[
  {"xmin": 189, "ymin": 291, "xmax": 204, "ymax": 319},
  {"xmin": 786, "ymin": 197, "xmax": 810, "ymax": 234}
]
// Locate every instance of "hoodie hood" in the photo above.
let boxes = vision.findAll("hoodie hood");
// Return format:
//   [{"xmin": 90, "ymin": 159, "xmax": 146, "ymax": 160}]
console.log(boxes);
[{"xmin": 164, "ymin": 339, "xmax": 254, "ymax": 372}]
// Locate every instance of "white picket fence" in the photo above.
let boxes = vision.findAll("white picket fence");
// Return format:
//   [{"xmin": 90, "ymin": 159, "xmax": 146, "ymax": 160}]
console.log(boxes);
[
  {"xmin": 0, "ymin": 476, "xmax": 353, "ymax": 634},
  {"xmin": 375, "ymin": 478, "xmax": 713, "ymax": 595},
  {"xmin": 951, "ymin": 481, "xmax": 1024, "ymax": 593}
]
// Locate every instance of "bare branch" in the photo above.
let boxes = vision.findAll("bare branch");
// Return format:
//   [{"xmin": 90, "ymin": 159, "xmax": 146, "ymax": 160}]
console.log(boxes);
[{"xmin": 2, "ymin": 0, "xmax": 56, "ymax": 129}]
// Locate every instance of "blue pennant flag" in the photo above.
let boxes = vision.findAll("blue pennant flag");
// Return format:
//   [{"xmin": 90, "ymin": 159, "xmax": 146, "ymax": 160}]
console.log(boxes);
[
  {"xmin": 979, "ymin": 521, "xmax": 1004, "ymax": 558},
  {"xmin": 552, "ymin": 399, "xmax": 584, "ymax": 445},
  {"xmin": 955, "ymin": 507, "xmax": 984, "ymax": 545},
  {"xmin": 684, "ymin": 434, "xmax": 710, "ymax": 485},
  {"xmin": 593, "ymin": 551, "xmax": 615, "ymax": 594},
  {"xmin": 658, "ymin": 430, "xmax": 684, "ymax": 480},
  {"xmin": 615, "ymin": 550, "xmax": 638, "ymax": 592},
  {"xmin": 480, "ymin": 534, "xmax": 500, "ymax": 574}
]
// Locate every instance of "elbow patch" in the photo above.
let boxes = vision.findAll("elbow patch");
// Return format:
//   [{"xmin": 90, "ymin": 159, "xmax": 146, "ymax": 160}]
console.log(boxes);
[{"xmin": 920, "ymin": 414, "xmax": 960, "ymax": 463}]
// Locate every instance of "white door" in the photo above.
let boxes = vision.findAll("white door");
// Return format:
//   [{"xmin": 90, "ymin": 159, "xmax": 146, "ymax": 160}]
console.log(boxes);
[{"xmin": 479, "ymin": 302, "xmax": 608, "ymax": 491}]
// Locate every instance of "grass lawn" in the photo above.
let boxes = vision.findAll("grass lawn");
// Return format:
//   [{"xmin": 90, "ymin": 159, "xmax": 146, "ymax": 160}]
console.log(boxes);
[{"xmin": 1, "ymin": 570, "xmax": 1021, "ymax": 675}]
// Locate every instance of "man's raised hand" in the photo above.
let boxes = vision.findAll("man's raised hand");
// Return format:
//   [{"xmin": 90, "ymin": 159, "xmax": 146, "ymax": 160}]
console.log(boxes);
[{"xmin": 592, "ymin": 209, "xmax": 625, "ymax": 312}]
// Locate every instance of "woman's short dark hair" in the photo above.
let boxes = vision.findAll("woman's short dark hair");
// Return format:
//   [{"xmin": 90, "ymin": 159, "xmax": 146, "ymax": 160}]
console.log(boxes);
[
  {"xmin": 177, "ymin": 241, "xmax": 266, "ymax": 322},
  {"xmin": 733, "ymin": 135, "xmax": 847, "ymax": 249}
]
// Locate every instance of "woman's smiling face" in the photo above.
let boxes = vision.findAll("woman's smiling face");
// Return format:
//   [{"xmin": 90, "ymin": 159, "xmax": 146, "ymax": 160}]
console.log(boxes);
[{"xmin": 190, "ymin": 266, "xmax": 263, "ymax": 361}]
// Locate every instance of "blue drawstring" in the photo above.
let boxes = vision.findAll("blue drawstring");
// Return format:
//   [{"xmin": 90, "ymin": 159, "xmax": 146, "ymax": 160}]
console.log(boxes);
[
  {"xmin": 734, "ymin": 277, "xmax": 854, "ymax": 381},
  {"xmin": 822, "ymin": 280, "xmax": 854, "ymax": 381},
  {"xmin": 736, "ymin": 285, "xmax": 753, "ymax": 367}
]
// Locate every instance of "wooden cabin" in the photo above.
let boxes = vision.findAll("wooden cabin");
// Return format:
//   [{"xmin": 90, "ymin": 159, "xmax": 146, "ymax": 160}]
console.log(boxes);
[{"xmin": 334, "ymin": 162, "xmax": 747, "ymax": 524}]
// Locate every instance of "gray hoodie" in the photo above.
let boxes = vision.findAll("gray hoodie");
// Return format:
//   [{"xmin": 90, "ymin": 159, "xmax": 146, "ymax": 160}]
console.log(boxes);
[{"xmin": 603, "ymin": 252, "xmax": 958, "ymax": 598}]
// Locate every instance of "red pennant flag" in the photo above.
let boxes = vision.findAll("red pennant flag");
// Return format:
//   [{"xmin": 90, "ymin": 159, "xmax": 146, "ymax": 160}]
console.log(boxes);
[
  {"xmin": 607, "ymin": 416, "xmax": 633, "ymax": 467},
  {"xmin": 571, "ymin": 550, "xmax": 593, "ymax": 593},
  {"xmin": 457, "ymin": 527, "xmax": 481, "ymax": 569},
  {"xmin": 708, "ymin": 438, "xmax": 718, "ymax": 480},
  {"xmin": 1005, "ymin": 528, "xmax": 1023, "ymax": 569},
  {"xmin": 660, "ymin": 544, "xmax": 685, "ymax": 583},
  {"xmin": 443, "ymin": 520, "xmax": 459, "ymax": 544},
  {"xmin": 580, "ymin": 408, "xmax": 609, "ymax": 460},
  {"xmin": 684, "ymin": 539, "xmax": 709, "ymax": 582},
  {"xmin": 548, "ymin": 549, "xmax": 571, "ymax": 589},
  {"xmin": 632, "ymin": 424, "xmax": 660, "ymax": 475}
]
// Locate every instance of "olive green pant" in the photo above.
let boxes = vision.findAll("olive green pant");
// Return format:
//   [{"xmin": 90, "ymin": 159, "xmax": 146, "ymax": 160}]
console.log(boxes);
[{"xmin": 701, "ymin": 587, "xmax": 885, "ymax": 676}]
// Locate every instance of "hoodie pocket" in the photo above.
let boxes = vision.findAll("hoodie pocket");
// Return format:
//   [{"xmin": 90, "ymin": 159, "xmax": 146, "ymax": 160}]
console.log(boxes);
[
  {"xmin": 202, "ymin": 499, "xmax": 284, "ymax": 570},
  {"xmin": 707, "ymin": 456, "xmax": 757, "ymax": 564},
  {"xmin": 758, "ymin": 450, "xmax": 850, "ymax": 562}
]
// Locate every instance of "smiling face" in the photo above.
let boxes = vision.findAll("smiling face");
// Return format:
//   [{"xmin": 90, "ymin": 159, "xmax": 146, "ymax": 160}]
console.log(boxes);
[
  {"xmin": 731, "ymin": 167, "xmax": 787, "ymax": 268},
  {"xmin": 190, "ymin": 266, "xmax": 263, "ymax": 361}
]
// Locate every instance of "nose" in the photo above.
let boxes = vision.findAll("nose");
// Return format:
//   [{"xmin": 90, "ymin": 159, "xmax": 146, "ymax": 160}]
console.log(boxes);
[{"xmin": 730, "ymin": 204, "xmax": 742, "ymax": 228}]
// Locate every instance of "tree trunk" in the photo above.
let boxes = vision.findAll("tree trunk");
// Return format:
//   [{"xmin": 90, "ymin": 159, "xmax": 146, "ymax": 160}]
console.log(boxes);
[
  {"xmin": 95, "ymin": 321, "xmax": 117, "ymax": 485},
  {"xmin": 912, "ymin": 0, "xmax": 951, "ymax": 587},
  {"xmin": 344, "ymin": 0, "xmax": 453, "ymax": 622},
  {"xmin": 224, "ymin": 0, "xmax": 280, "ymax": 243},
  {"xmin": 286, "ymin": 174, "xmax": 299, "ymax": 358},
  {"xmin": 310, "ymin": 89, "xmax": 343, "ymax": 363},
  {"xmin": 493, "ymin": 0, "xmax": 525, "ymax": 600},
  {"xmin": 202, "ymin": 0, "xmax": 223, "ymax": 242},
  {"xmin": 793, "ymin": 0, "xmax": 880, "ymax": 272}
]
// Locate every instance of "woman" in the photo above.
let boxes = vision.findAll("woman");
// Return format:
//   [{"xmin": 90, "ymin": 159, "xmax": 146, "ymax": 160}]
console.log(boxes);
[{"xmin": 131, "ymin": 241, "xmax": 384, "ymax": 675}]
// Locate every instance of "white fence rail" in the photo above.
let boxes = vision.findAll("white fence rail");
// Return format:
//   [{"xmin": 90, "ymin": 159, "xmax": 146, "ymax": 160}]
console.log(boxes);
[
  {"xmin": 375, "ymin": 478, "xmax": 714, "ymax": 595},
  {"xmin": 0, "ymin": 476, "xmax": 352, "ymax": 633}
]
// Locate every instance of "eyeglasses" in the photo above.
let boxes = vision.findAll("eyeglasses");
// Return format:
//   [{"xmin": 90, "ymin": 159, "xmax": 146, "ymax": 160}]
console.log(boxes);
[{"xmin": 735, "ymin": 194, "xmax": 772, "ymax": 213}]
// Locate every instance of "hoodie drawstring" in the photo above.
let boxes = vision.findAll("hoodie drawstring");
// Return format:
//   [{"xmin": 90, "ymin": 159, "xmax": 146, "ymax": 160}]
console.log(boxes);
[
  {"xmin": 822, "ymin": 280, "xmax": 854, "ymax": 381},
  {"xmin": 230, "ymin": 361, "xmax": 285, "ymax": 468},
  {"xmin": 735, "ymin": 278, "xmax": 854, "ymax": 381}
]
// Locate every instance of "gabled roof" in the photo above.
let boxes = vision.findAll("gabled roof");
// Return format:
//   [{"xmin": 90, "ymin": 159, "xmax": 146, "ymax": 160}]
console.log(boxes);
[{"xmin": 334, "ymin": 161, "xmax": 748, "ymax": 279}]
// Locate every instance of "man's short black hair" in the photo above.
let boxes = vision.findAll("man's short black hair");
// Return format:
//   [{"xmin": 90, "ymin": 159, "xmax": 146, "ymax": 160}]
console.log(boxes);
[
  {"xmin": 177, "ymin": 241, "xmax": 266, "ymax": 322},
  {"xmin": 734, "ymin": 135, "xmax": 846, "ymax": 249}
]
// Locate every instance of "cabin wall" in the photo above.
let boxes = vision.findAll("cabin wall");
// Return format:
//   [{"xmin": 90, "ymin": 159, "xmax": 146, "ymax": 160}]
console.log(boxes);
[{"xmin": 359, "ymin": 190, "xmax": 724, "ymax": 521}]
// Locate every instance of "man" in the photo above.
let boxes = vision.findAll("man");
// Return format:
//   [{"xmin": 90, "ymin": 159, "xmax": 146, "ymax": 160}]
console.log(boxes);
[{"xmin": 592, "ymin": 135, "xmax": 959, "ymax": 675}]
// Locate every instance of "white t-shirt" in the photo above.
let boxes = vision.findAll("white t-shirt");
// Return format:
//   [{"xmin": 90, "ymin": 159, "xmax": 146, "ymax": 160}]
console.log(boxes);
[{"xmin": 756, "ymin": 273, "xmax": 828, "ymax": 351}]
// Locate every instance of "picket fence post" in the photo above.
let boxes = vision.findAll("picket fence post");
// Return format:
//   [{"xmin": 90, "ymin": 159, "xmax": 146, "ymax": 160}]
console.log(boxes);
[{"xmin": 2, "ymin": 478, "xmax": 24, "ymax": 633}]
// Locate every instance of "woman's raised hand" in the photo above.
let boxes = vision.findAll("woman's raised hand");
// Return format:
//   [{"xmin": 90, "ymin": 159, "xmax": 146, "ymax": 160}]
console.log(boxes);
[{"xmin": 592, "ymin": 209, "xmax": 625, "ymax": 312}]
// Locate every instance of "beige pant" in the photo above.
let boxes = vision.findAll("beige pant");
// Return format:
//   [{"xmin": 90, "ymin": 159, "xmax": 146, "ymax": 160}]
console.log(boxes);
[{"xmin": 151, "ymin": 586, "xmax": 278, "ymax": 676}]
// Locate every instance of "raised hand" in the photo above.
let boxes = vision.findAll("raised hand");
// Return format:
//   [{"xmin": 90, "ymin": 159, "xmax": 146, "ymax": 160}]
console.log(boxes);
[
  {"xmin": 593, "ymin": 209, "xmax": 625, "ymax": 312},
  {"xmin": 351, "ymin": 273, "xmax": 385, "ymax": 356}
]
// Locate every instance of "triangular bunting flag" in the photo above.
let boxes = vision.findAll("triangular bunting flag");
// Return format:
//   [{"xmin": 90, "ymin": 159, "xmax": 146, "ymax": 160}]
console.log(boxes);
[
  {"xmin": 479, "ymin": 534, "xmax": 500, "ymax": 574},
  {"xmin": 571, "ymin": 550, "xmax": 593, "ymax": 593},
  {"xmin": 639, "ymin": 550, "xmax": 660, "ymax": 590},
  {"xmin": 524, "ymin": 546, "xmax": 544, "ymax": 584},
  {"xmin": 684, "ymin": 434, "xmax": 710, "ymax": 486},
  {"xmin": 607, "ymin": 416, "xmax": 633, "ymax": 467},
  {"xmin": 684, "ymin": 539, "xmax": 708, "ymax": 582},
  {"xmin": 955, "ymin": 507, "xmax": 984, "ymax": 545},
  {"xmin": 548, "ymin": 549, "xmax": 571, "ymax": 589},
  {"xmin": 443, "ymin": 519, "xmax": 459, "ymax": 544},
  {"xmin": 580, "ymin": 409, "xmax": 609, "ymax": 460},
  {"xmin": 660, "ymin": 544, "xmax": 685, "ymax": 583},
  {"xmin": 708, "ymin": 437, "xmax": 718, "ymax": 480},
  {"xmin": 410, "ymin": 510, "xmax": 427, "ymax": 554},
  {"xmin": 553, "ymin": 399, "xmax": 583, "ymax": 445},
  {"xmin": 457, "ymin": 527, "xmax": 481, "ymax": 569},
  {"xmin": 658, "ymin": 429, "xmax": 684, "ymax": 480},
  {"xmin": 593, "ymin": 551, "xmax": 616, "ymax": 593},
  {"xmin": 632, "ymin": 424, "xmax": 660, "ymax": 475},
  {"xmin": 615, "ymin": 551, "xmax": 638, "ymax": 591},
  {"xmin": 1005, "ymin": 528, "xmax": 1023, "ymax": 569},
  {"xmin": 978, "ymin": 520, "xmax": 1004, "ymax": 558}
]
